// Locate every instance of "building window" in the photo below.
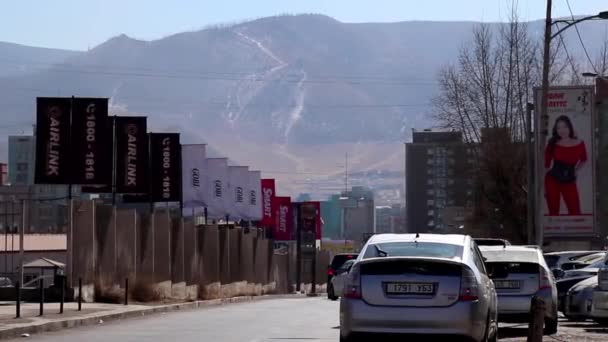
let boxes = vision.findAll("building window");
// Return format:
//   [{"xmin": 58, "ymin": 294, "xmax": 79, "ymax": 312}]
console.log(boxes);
[
  {"xmin": 448, "ymin": 179, "xmax": 455, "ymax": 185},
  {"xmin": 427, "ymin": 179, "xmax": 433, "ymax": 185},
  {"xmin": 427, "ymin": 210, "xmax": 434, "ymax": 216},
  {"xmin": 427, "ymin": 149, "xmax": 434, "ymax": 155},
  {"xmin": 427, "ymin": 159, "xmax": 434, "ymax": 165},
  {"xmin": 427, "ymin": 189, "xmax": 435, "ymax": 195},
  {"xmin": 467, "ymin": 190, "xmax": 473, "ymax": 196},
  {"xmin": 16, "ymin": 174, "xmax": 27, "ymax": 183},
  {"xmin": 17, "ymin": 163, "xmax": 28, "ymax": 171},
  {"xmin": 427, "ymin": 199, "xmax": 435, "ymax": 206}
]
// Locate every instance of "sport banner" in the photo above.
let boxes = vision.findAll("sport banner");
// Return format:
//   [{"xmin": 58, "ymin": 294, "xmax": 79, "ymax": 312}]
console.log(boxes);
[
  {"xmin": 71, "ymin": 98, "xmax": 111, "ymax": 185},
  {"xmin": 261, "ymin": 179, "xmax": 276, "ymax": 227},
  {"xmin": 181, "ymin": 144, "xmax": 207, "ymax": 208},
  {"xmin": 535, "ymin": 86, "xmax": 596, "ymax": 237},
  {"xmin": 247, "ymin": 171, "xmax": 262, "ymax": 221},
  {"xmin": 35, "ymin": 97, "xmax": 72, "ymax": 184},
  {"xmin": 206, "ymin": 158, "xmax": 229, "ymax": 218},
  {"xmin": 227, "ymin": 166, "xmax": 249, "ymax": 220},
  {"xmin": 115, "ymin": 116, "xmax": 148, "ymax": 194},
  {"xmin": 273, "ymin": 196, "xmax": 293, "ymax": 241},
  {"xmin": 149, "ymin": 133, "xmax": 181, "ymax": 202}
]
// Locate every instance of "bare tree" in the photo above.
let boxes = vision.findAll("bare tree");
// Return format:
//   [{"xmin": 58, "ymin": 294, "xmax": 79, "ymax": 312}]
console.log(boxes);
[{"xmin": 432, "ymin": 7, "xmax": 576, "ymax": 242}]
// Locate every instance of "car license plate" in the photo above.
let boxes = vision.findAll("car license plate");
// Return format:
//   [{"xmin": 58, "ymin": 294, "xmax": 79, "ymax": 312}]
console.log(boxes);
[
  {"xmin": 494, "ymin": 280, "xmax": 521, "ymax": 289},
  {"xmin": 386, "ymin": 282, "xmax": 434, "ymax": 294}
]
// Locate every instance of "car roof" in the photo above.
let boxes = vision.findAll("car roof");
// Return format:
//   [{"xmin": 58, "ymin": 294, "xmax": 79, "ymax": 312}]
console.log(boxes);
[
  {"xmin": 479, "ymin": 246, "xmax": 541, "ymax": 263},
  {"xmin": 367, "ymin": 233, "xmax": 468, "ymax": 246}
]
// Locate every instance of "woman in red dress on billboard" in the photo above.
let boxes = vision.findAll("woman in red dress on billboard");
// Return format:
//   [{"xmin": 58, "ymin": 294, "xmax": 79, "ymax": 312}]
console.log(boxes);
[{"xmin": 544, "ymin": 115, "xmax": 587, "ymax": 215}]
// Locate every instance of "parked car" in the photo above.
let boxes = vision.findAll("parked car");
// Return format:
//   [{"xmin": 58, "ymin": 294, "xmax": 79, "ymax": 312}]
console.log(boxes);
[
  {"xmin": 328, "ymin": 259, "xmax": 355, "ymax": 300},
  {"xmin": 563, "ymin": 257, "xmax": 608, "ymax": 279},
  {"xmin": 327, "ymin": 253, "xmax": 358, "ymax": 299},
  {"xmin": 474, "ymin": 238, "xmax": 511, "ymax": 247},
  {"xmin": 480, "ymin": 245, "xmax": 558, "ymax": 335},
  {"xmin": 557, "ymin": 276, "xmax": 593, "ymax": 314},
  {"xmin": 339, "ymin": 233, "xmax": 498, "ymax": 342},
  {"xmin": 560, "ymin": 252, "xmax": 607, "ymax": 271},
  {"xmin": 544, "ymin": 251, "xmax": 604, "ymax": 273},
  {"xmin": 563, "ymin": 276, "xmax": 597, "ymax": 321}
]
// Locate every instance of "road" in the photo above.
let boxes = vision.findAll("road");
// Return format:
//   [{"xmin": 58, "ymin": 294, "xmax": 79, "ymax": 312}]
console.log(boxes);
[{"xmin": 11, "ymin": 297, "xmax": 608, "ymax": 341}]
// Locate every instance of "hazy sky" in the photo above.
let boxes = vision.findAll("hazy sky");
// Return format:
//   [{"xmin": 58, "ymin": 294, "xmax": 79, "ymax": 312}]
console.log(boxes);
[{"xmin": 1, "ymin": 0, "xmax": 606, "ymax": 50}]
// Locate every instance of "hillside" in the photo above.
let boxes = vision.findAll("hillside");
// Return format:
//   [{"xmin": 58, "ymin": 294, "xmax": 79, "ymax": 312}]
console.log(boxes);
[{"xmin": 0, "ymin": 14, "xmax": 606, "ymax": 199}]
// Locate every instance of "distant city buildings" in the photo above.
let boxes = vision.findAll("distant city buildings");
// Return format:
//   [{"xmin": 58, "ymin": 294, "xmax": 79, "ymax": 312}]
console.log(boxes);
[
  {"xmin": 375, "ymin": 204, "xmax": 405, "ymax": 234},
  {"xmin": 405, "ymin": 129, "xmax": 475, "ymax": 233},
  {"xmin": 320, "ymin": 186, "xmax": 375, "ymax": 242}
]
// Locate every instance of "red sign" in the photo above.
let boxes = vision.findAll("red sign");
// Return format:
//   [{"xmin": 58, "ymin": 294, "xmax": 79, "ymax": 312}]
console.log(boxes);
[
  {"xmin": 274, "ymin": 196, "xmax": 293, "ymax": 241},
  {"xmin": 261, "ymin": 179, "xmax": 276, "ymax": 228}
]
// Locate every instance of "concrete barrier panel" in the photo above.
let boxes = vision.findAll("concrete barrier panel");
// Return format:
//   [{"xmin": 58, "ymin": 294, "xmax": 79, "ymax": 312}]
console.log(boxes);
[
  {"xmin": 228, "ymin": 228, "xmax": 242, "ymax": 283},
  {"xmin": 136, "ymin": 212, "xmax": 154, "ymax": 281},
  {"xmin": 218, "ymin": 226, "xmax": 231, "ymax": 285},
  {"xmin": 183, "ymin": 220, "xmax": 198, "ymax": 285},
  {"xmin": 170, "ymin": 217, "xmax": 185, "ymax": 284},
  {"xmin": 154, "ymin": 210, "xmax": 171, "ymax": 283},
  {"xmin": 253, "ymin": 236, "xmax": 268, "ymax": 284},
  {"xmin": 116, "ymin": 209, "xmax": 137, "ymax": 283},
  {"xmin": 71, "ymin": 200, "xmax": 96, "ymax": 300},
  {"xmin": 95, "ymin": 204, "xmax": 115, "ymax": 284},
  {"xmin": 241, "ymin": 231, "xmax": 255, "ymax": 283},
  {"xmin": 198, "ymin": 225, "xmax": 221, "ymax": 299}
]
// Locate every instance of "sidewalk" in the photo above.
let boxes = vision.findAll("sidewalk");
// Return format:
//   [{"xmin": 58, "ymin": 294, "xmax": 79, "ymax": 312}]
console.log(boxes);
[{"xmin": 0, "ymin": 295, "xmax": 302, "ymax": 340}]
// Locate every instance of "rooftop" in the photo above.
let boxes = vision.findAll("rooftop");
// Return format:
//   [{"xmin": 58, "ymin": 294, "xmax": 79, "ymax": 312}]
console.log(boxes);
[{"xmin": 0, "ymin": 234, "xmax": 66, "ymax": 252}]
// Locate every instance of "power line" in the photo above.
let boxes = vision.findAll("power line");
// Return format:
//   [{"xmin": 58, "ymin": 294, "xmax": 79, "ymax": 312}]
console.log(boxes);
[
  {"xmin": 554, "ymin": 22, "xmax": 582, "ymax": 81},
  {"xmin": 0, "ymin": 58, "xmax": 438, "ymax": 87},
  {"xmin": 565, "ymin": 0, "xmax": 600, "ymax": 74}
]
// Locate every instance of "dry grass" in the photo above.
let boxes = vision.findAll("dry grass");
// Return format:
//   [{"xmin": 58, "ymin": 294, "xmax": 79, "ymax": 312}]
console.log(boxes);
[
  {"xmin": 94, "ymin": 280, "xmax": 124, "ymax": 304},
  {"xmin": 130, "ymin": 278, "xmax": 162, "ymax": 302}
]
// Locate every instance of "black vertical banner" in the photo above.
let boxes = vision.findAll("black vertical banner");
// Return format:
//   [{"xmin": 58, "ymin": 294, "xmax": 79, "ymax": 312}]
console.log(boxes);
[
  {"xmin": 71, "ymin": 98, "xmax": 111, "ymax": 185},
  {"xmin": 115, "ymin": 116, "xmax": 148, "ymax": 194},
  {"xmin": 149, "ymin": 133, "xmax": 181, "ymax": 202},
  {"xmin": 35, "ymin": 97, "xmax": 72, "ymax": 184}
]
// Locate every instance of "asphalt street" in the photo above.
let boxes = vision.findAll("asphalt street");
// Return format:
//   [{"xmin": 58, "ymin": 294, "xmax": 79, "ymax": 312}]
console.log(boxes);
[{"xmin": 10, "ymin": 297, "xmax": 608, "ymax": 341}]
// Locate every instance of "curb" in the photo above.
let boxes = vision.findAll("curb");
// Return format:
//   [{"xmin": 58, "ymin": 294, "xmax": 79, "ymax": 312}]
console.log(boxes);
[{"xmin": 0, "ymin": 294, "xmax": 306, "ymax": 340}]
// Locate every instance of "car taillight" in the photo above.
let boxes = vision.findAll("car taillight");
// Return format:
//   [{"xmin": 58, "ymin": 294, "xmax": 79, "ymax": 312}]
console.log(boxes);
[
  {"xmin": 598, "ymin": 268, "xmax": 608, "ymax": 291},
  {"xmin": 344, "ymin": 263, "xmax": 362, "ymax": 299},
  {"xmin": 539, "ymin": 267, "xmax": 552, "ymax": 290},
  {"xmin": 327, "ymin": 268, "xmax": 334, "ymax": 276},
  {"xmin": 459, "ymin": 267, "xmax": 479, "ymax": 301}
]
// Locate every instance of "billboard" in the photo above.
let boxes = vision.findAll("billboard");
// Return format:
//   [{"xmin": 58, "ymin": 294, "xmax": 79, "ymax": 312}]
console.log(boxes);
[
  {"xmin": 149, "ymin": 133, "xmax": 181, "ymax": 202},
  {"xmin": 71, "ymin": 98, "xmax": 112, "ymax": 185},
  {"xmin": 35, "ymin": 97, "xmax": 72, "ymax": 184},
  {"xmin": 115, "ymin": 116, "xmax": 148, "ymax": 194},
  {"xmin": 247, "ymin": 171, "xmax": 262, "ymax": 221},
  {"xmin": 274, "ymin": 196, "xmax": 293, "ymax": 241},
  {"xmin": 181, "ymin": 144, "xmax": 207, "ymax": 208},
  {"xmin": 261, "ymin": 179, "xmax": 276, "ymax": 227},
  {"xmin": 536, "ymin": 86, "xmax": 595, "ymax": 236},
  {"xmin": 206, "ymin": 158, "xmax": 228, "ymax": 218},
  {"xmin": 227, "ymin": 166, "xmax": 249, "ymax": 220}
]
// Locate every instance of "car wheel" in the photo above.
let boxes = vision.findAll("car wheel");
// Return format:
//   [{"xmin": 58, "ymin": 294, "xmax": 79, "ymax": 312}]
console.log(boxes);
[
  {"xmin": 483, "ymin": 313, "xmax": 497, "ymax": 342},
  {"xmin": 328, "ymin": 284, "xmax": 338, "ymax": 301},
  {"xmin": 544, "ymin": 316, "xmax": 558, "ymax": 335}
]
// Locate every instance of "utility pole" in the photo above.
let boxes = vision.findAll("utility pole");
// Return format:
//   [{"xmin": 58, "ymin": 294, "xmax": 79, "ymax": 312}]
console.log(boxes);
[
  {"xmin": 537, "ymin": 0, "xmax": 552, "ymax": 247},
  {"xmin": 526, "ymin": 103, "xmax": 535, "ymax": 245},
  {"xmin": 344, "ymin": 153, "xmax": 348, "ymax": 195}
]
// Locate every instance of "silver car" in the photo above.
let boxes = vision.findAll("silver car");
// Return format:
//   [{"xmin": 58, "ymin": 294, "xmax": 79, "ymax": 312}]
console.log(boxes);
[
  {"xmin": 329, "ymin": 259, "xmax": 356, "ymax": 300},
  {"xmin": 339, "ymin": 233, "xmax": 498, "ymax": 342},
  {"xmin": 480, "ymin": 245, "xmax": 558, "ymax": 335}
]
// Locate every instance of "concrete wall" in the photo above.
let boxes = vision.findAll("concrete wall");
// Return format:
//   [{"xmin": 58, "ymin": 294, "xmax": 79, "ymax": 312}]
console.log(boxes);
[{"xmin": 68, "ymin": 200, "xmax": 325, "ymax": 302}]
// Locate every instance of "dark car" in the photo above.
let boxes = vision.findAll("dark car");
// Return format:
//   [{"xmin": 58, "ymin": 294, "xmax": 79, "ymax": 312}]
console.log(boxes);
[
  {"xmin": 474, "ymin": 238, "xmax": 511, "ymax": 247},
  {"xmin": 557, "ymin": 276, "xmax": 593, "ymax": 315},
  {"xmin": 327, "ymin": 253, "xmax": 358, "ymax": 299}
]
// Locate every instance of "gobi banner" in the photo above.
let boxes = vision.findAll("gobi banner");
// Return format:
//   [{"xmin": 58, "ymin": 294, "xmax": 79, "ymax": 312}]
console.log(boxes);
[
  {"xmin": 115, "ymin": 116, "xmax": 148, "ymax": 194},
  {"xmin": 150, "ymin": 133, "xmax": 181, "ymax": 202},
  {"xmin": 206, "ymin": 158, "xmax": 229, "ymax": 218},
  {"xmin": 260, "ymin": 179, "xmax": 276, "ymax": 227},
  {"xmin": 247, "ymin": 171, "xmax": 262, "ymax": 221},
  {"xmin": 273, "ymin": 196, "xmax": 292, "ymax": 241},
  {"xmin": 35, "ymin": 97, "xmax": 72, "ymax": 184},
  {"xmin": 181, "ymin": 144, "xmax": 207, "ymax": 208},
  {"xmin": 535, "ymin": 86, "xmax": 596, "ymax": 237},
  {"xmin": 228, "ymin": 166, "xmax": 249, "ymax": 220},
  {"xmin": 71, "ymin": 98, "xmax": 111, "ymax": 185}
]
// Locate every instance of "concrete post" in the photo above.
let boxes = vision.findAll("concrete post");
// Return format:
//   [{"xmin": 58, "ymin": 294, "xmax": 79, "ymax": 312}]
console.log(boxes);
[{"xmin": 527, "ymin": 296, "xmax": 545, "ymax": 342}]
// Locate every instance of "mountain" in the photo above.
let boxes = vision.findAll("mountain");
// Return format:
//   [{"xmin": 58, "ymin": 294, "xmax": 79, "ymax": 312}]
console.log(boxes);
[
  {"xmin": 0, "ymin": 14, "xmax": 606, "ymax": 199},
  {"xmin": 0, "ymin": 41, "xmax": 81, "ymax": 77}
]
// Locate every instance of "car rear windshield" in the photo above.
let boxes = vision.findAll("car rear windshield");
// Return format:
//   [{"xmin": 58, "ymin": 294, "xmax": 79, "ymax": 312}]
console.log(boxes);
[
  {"xmin": 330, "ymin": 254, "xmax": 357, "ymax": 269},
  {"xmin": 362, "ymin": 242, "xmax": 463, "ymax": 259},
  {"xmin": 486, "ymin": 262, "xmax": 540, "ymax": 276},
  {"xmin": 544, "ymin": 255, "xmax": 559, "ymax": 268}
]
